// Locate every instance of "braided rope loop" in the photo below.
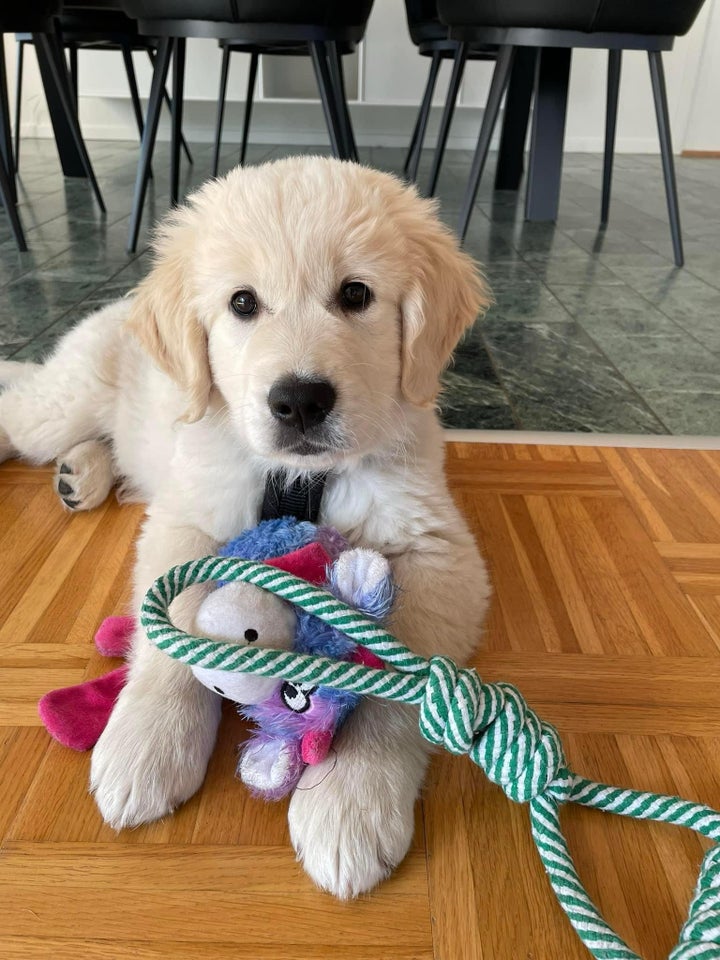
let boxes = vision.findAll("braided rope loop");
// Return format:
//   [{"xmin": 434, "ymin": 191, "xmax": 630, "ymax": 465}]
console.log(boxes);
[
  {"xmin": 142, "ymin": 557, "xmax": 720, "ymax": 960},
  {"xmin": 670, "ymin": 845, "xmax": 720, "ymax": 959}
]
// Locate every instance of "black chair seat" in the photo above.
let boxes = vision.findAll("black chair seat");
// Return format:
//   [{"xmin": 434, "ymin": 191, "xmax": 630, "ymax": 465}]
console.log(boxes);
[
  {"xmin": 435, "ymin": 0, "xmax": 707, "ymax": 266},
  {"xmin": 218, "ymin": 38, "xmax": 355, "ymax": 56},
  {"xmin": 0, "ymin": 1, "xmax": 59, "ymax": 33},
  {"xmin": 1, "ymin": 0, "xmax": 106, "ymax": 252},
  {"xmin": 58, "ymin": 8, "xmax": 148, "ymax": 45},
  {"xmin": 122, "ymin": 1, "xmax": 373, "ymax": 27},
  {"xmin": 438, "ymin": 0, "xmax": 704, "ymax": 38},
  {"xmin": 403, "ymin": 1, "xmax": 499, "ymax": 187},
  {"xmin": 119, "ymin": 0, "xmax": 373, "ymax": 252}
]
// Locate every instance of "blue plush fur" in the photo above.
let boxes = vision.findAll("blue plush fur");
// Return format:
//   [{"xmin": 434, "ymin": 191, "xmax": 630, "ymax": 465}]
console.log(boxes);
[{"xmin": 219, "ymin": 517, "xmax": 318, "ymax": 561}]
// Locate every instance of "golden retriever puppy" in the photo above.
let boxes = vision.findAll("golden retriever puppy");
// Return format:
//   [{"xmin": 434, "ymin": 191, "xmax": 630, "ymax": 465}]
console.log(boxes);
[{"xmin": 0, "ymin": 156, "xmax": 491, "ymax": 897}]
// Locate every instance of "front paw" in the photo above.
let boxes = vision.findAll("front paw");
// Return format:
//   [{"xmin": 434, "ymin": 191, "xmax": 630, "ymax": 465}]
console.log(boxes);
[
  {"xmin": 90, "ymin": 678, "xmax": 220, "ymax": 829},
  {"xmin": 288, "ymin": 710, "xmax": 422, "ymax": 899}
]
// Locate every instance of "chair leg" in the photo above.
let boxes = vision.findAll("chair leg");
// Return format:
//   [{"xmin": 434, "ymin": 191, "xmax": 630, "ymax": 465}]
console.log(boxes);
[
  {"xmin": 212, "ymin": 45, "xmax": 231, "ymax": 177},
  {"xmin": 122, "ymin": 44, "xmax": 144, "ymax": 140},
  {"xmin": 458, "ymin": 45, "xmax": 516, "ymax": 243},
  {"xmin": 14, "ymin": 40, "xmax": 24, "ymax": 171},
  {"xmin": 427, "ymin": 42, "xmax": 467, "ymax": 197},
  {"xmin": 648, "ymin": 50, "xmax": 683, "ymax": 267},
  {"xmin": 33, "ymin": 32, "xmax": 105, "ymax": 212},
  {"xmin": 170, "ymin": 37, "xmax": 186, "ymax": 206},
  {"xmin": 0, "ymin": 34, "xmax": 17, "ymax": 203},
  {"xmin": 600, "ymin": 49, "xmax": 621, "ymax": 226},
  {"xmin": 148, "ymin": 47, "xmax": 193, "ymax": 166},
  {"xmin": 122, "ymin": 43, "xmax": 152, "ymax": 178},
  {"xmin": 240, "ymin": 51, "xmax": 258, "ymax": 167},
  {"xmin": 309, "ymin": 40, "xmax": 343, "ymax": 158},
  {"xmin": 68, "ymin": 43, "xmax": 78, "ymax": 108},
  {"xmin": 0, "ymin": 150, "xmax": 27, "ymax": 251},
  {"xmin": 404, "ymin": 49, "xmax": 441, "ymax": 182},
  {"xmin": 128, "ymin": 36, "xmax": 172, "ymax": 253},
  {"xmin": 327, "ymin": 41, "xmax": 357, "ymax": 162}
]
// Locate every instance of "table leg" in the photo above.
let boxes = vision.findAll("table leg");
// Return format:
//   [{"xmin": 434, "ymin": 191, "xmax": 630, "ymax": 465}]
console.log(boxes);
[{"xmin": 525, "ymin": 47, "xmax": 571, "ymax": 221}]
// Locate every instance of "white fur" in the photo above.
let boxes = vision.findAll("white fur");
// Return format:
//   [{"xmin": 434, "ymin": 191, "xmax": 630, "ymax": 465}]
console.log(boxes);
[{"xmin": 0, "ymin": 157, "xmax": 491, "ymax": 898}]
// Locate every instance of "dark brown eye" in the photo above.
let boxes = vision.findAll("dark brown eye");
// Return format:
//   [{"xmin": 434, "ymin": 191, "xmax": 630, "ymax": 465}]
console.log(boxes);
[
  {"xmin": 341, "ymin": 281, "xmax": 372, "ymax": 311},
  {"xmin": 230, "ymin": 290, "xmax": 258, "ymax": 318},
  {"xmin": 244, "ymin": 628, "xmax": 258, "ymax": 643}
]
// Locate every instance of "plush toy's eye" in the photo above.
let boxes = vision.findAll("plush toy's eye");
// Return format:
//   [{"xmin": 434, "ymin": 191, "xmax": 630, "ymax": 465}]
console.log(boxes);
[
  {"xmin": 281, "ymin": 681, "xmax": 316, "ymax": 713},
  {"xmin": 229, "ymin": 289, "xmax": 258, "ymax": 318},
  {"xmin": 341, "ymin": 281, "xmax": 373, "ymax": 312},
  {"xmin": 244, "ymin": 628, "xmax": 258, "ymax": 643},
  {"xmin": 214, "ymin": 685, "xmax": 224, "ymax": 695}
]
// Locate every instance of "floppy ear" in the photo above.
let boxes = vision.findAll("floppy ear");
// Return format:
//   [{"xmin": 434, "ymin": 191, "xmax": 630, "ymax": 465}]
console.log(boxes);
[
  {"xmin": 400, "ymin": 204, "xmax": 491, "ymax": 407},
  {"xmin": 126, "ymin": 215, "xmax": 211, "ymax": 423}
]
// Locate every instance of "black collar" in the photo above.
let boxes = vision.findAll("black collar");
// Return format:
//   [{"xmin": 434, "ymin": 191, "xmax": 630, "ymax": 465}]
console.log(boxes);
[{"xmin": 261, "ymin": 470, "xmax": 328, "ymax": 523}]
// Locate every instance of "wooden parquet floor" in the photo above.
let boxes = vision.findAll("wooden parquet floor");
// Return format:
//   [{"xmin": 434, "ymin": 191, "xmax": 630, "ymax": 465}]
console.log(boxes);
[{"xmin": 2, "ymin": 442, "xmax": 720, "ymax": 960}]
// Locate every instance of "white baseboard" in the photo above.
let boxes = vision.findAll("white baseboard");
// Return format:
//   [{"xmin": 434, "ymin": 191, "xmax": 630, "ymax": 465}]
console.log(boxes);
[
  {"xmin": 19, "ymin": 97, "xmax": 666, "ymax": 154},
  {"xmin": 444, "ymin": 430, "xmax": 720, "ymax": 449}
]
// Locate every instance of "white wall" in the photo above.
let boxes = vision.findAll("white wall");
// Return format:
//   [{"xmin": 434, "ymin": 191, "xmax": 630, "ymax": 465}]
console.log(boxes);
[
  {"xmin": 4, "ymin": 0, "xmax": 719, "ymax": 153},
  {"xmin": 683, "ymin": 0, "xmax": 720, "ymax": 151}
]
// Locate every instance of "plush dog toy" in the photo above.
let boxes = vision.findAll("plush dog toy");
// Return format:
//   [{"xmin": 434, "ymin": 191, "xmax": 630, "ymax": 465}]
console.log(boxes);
[
  {"xmin": 39, "ymin": 518, "xmax": 394, "ymax": 801},
  {"xmin": 187, "ymin": 517, "xmax": 394, "ymax": 798}
]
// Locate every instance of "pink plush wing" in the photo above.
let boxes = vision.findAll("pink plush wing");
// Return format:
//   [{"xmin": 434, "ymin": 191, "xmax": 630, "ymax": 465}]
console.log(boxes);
[{"xmin": 38, "ymin": 666, "xmax": 129, "ymax": 751}]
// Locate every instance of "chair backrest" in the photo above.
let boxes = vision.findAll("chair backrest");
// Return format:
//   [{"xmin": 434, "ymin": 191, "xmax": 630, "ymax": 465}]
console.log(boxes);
[{"xmin": 437, "ymin": 0, "xmax": 707, "ymax": 37}]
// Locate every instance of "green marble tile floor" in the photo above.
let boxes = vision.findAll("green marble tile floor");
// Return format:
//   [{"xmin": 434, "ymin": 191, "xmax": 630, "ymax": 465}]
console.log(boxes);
[{"xmin": 1, "ymin": 138, "xmax": 718, "ymax": 435}]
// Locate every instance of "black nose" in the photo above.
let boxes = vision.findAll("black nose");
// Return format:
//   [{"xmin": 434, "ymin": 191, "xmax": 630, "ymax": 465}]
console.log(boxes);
[{"xmin": 268, "ymin": 375, "xmax": 337, "ymax": 433}]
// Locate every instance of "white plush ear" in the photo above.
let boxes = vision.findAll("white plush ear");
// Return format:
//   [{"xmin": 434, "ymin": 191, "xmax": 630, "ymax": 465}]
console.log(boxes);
[
  {"xmin": 332, "ymin": 549, "xmax": 391, "ymax": 606},
  {"xmin": 126, "ymin": 209, "xmax": 211, "ymax": 423},
  {"xmin": 399, "ymin": 197, "xmax": 492, "ymax": 407}
]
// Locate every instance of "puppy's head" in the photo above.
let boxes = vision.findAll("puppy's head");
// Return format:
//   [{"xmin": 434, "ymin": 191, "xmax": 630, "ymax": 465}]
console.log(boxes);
[{"xmin": 128, "ymin": 157, "xmax": 490, "ymax": 470}]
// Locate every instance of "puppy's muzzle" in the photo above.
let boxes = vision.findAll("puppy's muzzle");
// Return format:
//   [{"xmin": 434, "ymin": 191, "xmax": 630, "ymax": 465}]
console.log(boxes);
[{"xmin": 268, "ymin": 374, "xmax": 336, "ymax": 435}]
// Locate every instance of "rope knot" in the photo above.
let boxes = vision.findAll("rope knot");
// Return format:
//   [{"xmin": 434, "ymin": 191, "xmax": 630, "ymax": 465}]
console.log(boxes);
[
  {"xmin": 419, "ymin": 656, "xmax": 566, "ymax": 803},
  {"xmin": 671, "ymin": 844, "xmax": 720, "ymax": 959}
]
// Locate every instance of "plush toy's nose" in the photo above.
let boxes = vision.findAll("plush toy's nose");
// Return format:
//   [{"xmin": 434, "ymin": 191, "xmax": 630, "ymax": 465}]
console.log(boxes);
[{"xmin": 268, "ymin": 375, "xmax": 336, "ymax": 433}]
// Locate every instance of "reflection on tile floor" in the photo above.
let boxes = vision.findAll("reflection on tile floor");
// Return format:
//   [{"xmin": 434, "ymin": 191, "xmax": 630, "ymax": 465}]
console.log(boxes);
[{"xmin": 1, "ymin": 138, "xmax": 719, "ymax": 434}]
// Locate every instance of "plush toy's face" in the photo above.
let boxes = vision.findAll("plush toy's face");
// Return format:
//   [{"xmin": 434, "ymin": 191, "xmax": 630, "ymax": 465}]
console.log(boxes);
[{"xmin": 193, "ymin": 581, "xmax": 297, "ymax": 704}]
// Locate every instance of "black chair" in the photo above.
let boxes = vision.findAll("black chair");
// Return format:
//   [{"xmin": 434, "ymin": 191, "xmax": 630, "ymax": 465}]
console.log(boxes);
[
  {"xmin": 1, "ymin": 0, "xmax": 105, "ymax": 252},
  {"xmin": 403, "ymin": 0, "xmax": 497, "ymax": 188},
  {"xmin": 15, "ymin": 2, "xmax": 192, "ymax": 173},
  {"xmin": 120, "ymin": 1, "xmax": 374, "ymax": 253},
  {"xmin": 436, "ymin": 0, "xmax": 707, "ymax": 266},
  {"xmin": 212, "ymin": 39, "xmax": 357, "ymax": 178}
]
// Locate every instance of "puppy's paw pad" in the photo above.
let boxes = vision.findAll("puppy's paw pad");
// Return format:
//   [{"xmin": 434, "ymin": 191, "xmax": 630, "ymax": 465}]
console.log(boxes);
[{"xmin": 55, "ymin": 440, "xmax": 114, "ymax": 512}]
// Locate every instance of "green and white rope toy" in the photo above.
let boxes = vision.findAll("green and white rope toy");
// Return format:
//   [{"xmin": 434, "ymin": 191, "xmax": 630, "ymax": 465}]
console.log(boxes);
[{"xmin": 142, "ymin": 555, "xmax": 720, "ymax": 960}]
